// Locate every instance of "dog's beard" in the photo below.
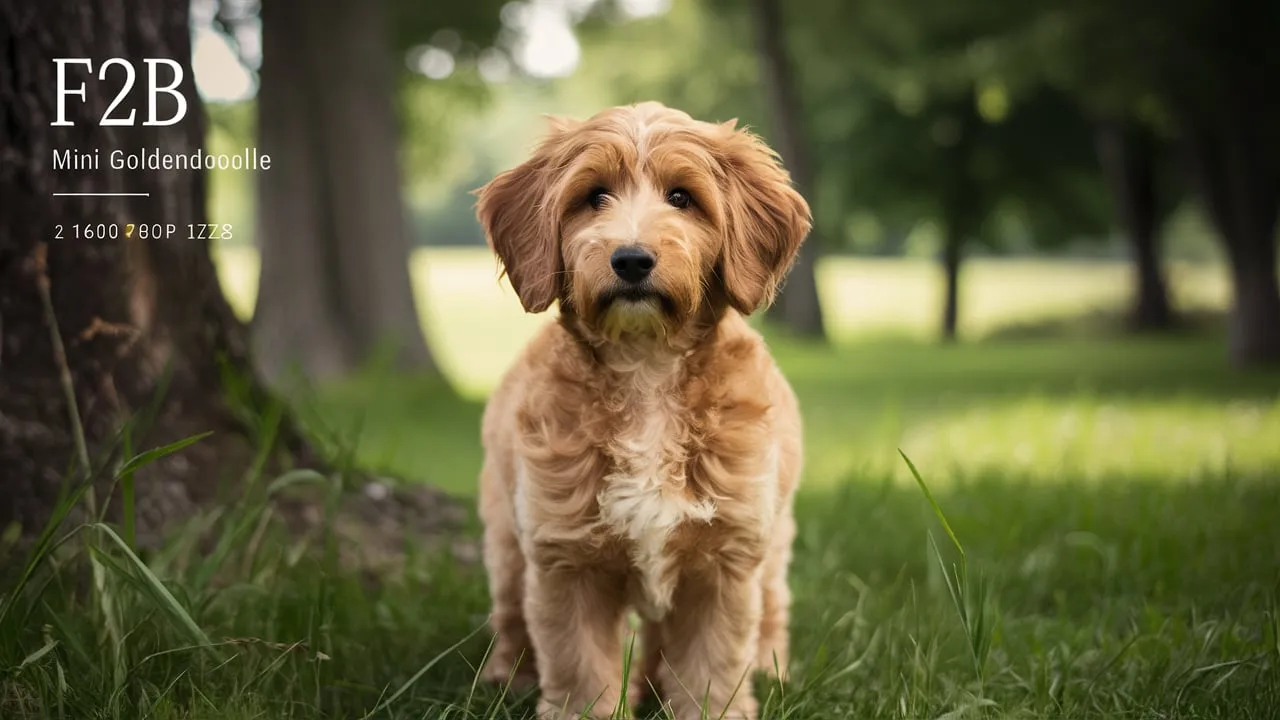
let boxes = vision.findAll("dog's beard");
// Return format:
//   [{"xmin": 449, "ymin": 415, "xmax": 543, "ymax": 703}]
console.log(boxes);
[{"xmin": 599, "ymin": 297, "xmax": 668, "ymax": 341}]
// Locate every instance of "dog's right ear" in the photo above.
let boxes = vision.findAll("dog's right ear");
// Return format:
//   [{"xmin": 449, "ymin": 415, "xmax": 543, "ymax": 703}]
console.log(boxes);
[{"xmin": 474, "ymin": 120, "xmax": 574, "ymax": 313}]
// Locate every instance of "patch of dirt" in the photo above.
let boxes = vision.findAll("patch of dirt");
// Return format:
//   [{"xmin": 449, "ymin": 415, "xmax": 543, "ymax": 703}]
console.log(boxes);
[{"xmin": 274, "ymin": 478, "xmax": 481, "ymax": 578}]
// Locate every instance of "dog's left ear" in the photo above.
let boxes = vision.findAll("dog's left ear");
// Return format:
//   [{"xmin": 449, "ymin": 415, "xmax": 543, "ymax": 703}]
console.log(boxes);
[
  {"xmin": 714, "ymin": 121, "xmax": 812, "ymax": 315},
  {"xmin": 473, "ymin": 122, "xmax": 573, "ymax": 313}
]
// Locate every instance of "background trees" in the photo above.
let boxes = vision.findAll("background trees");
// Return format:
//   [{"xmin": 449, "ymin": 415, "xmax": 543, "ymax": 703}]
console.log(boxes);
[
  {"xmin": 250, "ymin": 0, "xmax": 507, "ymax": 383},
  {"xmin": 218, "ymin": 0, "xmax": 1277, "ymax": 364},
  {"xmin": 975, "ymin": 0, "xmax": 1280, "ymax": 363},
  {"xmin": 668, "ymin": 0, "xmax": 1277, "ymax": 356}
]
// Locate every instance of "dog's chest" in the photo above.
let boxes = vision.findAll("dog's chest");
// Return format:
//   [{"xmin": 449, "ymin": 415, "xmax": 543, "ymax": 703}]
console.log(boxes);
[{"xmin": 595, "ymin": 398, "xmax": 715, "ymax": 619}]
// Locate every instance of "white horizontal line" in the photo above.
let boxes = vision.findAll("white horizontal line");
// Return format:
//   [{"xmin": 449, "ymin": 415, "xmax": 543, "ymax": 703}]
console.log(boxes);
[{"xmin": 53, "ymin": 192, "xmax": 150, "ymax": 197}]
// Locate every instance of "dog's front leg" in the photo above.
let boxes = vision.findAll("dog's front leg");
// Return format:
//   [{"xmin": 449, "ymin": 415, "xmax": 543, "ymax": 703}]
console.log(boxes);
[
  {"xmin": 655, "ymin": 561, "xmax": 764, "ymax": 720},
  {"xmin": 524, "ymin": 561, "xmax": 630, "ymax": 719}
]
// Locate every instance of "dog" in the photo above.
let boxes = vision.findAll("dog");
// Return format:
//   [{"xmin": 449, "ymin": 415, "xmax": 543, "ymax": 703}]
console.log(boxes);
[{"xmin": 473, "ymin": 101, "xmax": 809, "ymax": 720}]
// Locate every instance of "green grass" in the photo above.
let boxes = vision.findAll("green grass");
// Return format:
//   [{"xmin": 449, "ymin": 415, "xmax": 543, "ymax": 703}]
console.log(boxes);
[{"xmin": 3, "ymin": 251, "xmax": 1279, "ymax": 719}]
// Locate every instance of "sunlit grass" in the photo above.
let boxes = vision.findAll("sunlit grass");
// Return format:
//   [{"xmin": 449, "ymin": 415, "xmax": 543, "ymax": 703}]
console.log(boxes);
[
  {"xmin": 896, "ymin": 394, "xmax": 1280, "ymax": 482},
  {"xmin": 815, "ymin": 255, "xmax": 1230, "ymax": 342}
]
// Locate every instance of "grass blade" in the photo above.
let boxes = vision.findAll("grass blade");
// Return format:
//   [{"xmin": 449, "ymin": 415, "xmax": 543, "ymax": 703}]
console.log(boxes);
[
  {"xmin": 121, "ymin": 430, "xmax": 136, "ymax": 549},
  {"xmin": 17, "ymin": 635, "xmax": 58, "ymax": 671},
  {"xmin": 0, "ymin": 482, "xmax": 91, "ymax": 632},
  {"xmin": 266, "ymin": 468, "xmax": 330, "ymax": 496},
  {"xmin": 90, "ymin": 523, "xmax": 214, "ymax": 652},
  {"xmin": 904, "ymin": 451, "xmax": 994, "ymax": 687},
  {"xmin": 117, "ymin": 432, "xmax": 214, "ymax": 478},
  {"xmin": 900, "ymin": 449, "xmax": 965, "ymax": 562}
]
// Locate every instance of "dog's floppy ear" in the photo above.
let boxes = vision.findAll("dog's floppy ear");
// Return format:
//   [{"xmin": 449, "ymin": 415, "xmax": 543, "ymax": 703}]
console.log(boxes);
[
  {"xmin": 714, "ymin": 122, "xmax": 812, "ymax": 315},
  {"xmin": 474, "ymin": 118, "xmax": 576, "ymax": 313}
]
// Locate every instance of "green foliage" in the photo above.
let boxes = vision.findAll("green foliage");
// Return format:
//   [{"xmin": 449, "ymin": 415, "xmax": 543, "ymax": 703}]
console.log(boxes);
[
  {"xmin": 206, "ymin": 0, "xmax": 512, "ymax": 208},
  {"xmin": 571, "ymin": 0, "xmax": 767, "ymax": 127},
  {"xmin": 389, "ymin": 2, "xmax": 505, "ymax": 59},
  {"xmin": 559, "ymin": 0, "xmax": 1118, "ymax": 255},
  {"xmin": 784, "ymin": 0, "xmax": 1113, "ymax": 252},
  {"xmin": 385, "ymin": 0, "xmax": 510, "ymax": 192},
  {"xmin": 1009, "ymin": 0, "xmax": 1278, "ymax": 130},
  {"xmin": 396, "ymin": 70, "xmax": 495, "ymax": 199}
]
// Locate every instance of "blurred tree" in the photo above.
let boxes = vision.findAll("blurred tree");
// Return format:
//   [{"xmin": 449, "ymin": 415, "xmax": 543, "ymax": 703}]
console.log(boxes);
[
  {"xmin": 1008, "ymin": 0, "xmax": 1280, "ymax": 363},
  {"xmin": 790, "ymin": 0, "xmax": 1112, "ymax": 341},
  {"xmin": 749, "ymin": 0, "xmax": 826, "ymax": 338},
  {"xmin": 1093, "ymin": 119, "xmax": 1179, "ymax": 331},
  {"xmin": 1171, "ymin": 6, "xmax": 1280, "ymax": 366},
  {"xmin": 0, "ymin": 0, "xmax": 318, "ymax": 543},
  {"xmin": 239, "ymin": 0, "xmax": 504, "ymax": 383}
]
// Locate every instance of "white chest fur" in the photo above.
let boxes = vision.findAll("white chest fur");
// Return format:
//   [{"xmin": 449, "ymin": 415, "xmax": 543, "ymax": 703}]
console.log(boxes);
[{"xmin": 596, "ymin": 400, "xmax": 717, "ymax": 619}]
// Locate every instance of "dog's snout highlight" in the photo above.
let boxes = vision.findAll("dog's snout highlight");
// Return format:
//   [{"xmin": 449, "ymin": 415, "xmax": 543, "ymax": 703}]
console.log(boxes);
[{"xmin": 610, "ymin": 245, "xmax": 655, "ymax": 284}]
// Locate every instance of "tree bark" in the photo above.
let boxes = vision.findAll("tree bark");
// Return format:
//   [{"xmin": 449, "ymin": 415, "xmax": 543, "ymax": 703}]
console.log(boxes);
[
  {"xmin": 253, "ymin": 0, "xmax": 437, "ymax": 384},
  {"xmin": 1094, "ymin": 120, "xmax": 1175, "ymax": 332},
  {"xmin": 749, "ymin": 0, "xmax": 826, "ymax": 339},
  {"xmin": 0, "ymin": 0, "xmax": 297, "ymax": 546}
]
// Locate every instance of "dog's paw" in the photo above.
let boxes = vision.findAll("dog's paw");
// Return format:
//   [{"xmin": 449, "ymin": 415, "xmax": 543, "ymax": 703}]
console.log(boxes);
[
  {"xmin": 535, "ymin": 697, "xmax": 622, "ymax": 720},
  {"xmin": 480, "ymin": 653, "xmax": 538, "ymax": 691},
  {"xmin": 755, "ymin": 658, "xmax": 789, "ymax": 684}
]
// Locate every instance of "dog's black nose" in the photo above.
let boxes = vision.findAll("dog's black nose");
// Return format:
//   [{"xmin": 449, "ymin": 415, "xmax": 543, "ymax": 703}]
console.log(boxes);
[{"xmin": 610, "ymin": 245, "xmax": 655, "ymax": 284}]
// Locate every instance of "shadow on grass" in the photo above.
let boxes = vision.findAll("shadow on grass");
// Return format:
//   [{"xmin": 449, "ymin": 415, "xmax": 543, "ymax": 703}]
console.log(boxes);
[
  {"xmin": 772, "ymin": 332, "xmax": 1280, "ymax": 404},
  {"xmin": 980, "ymin": 307, "xmax": 1230, "ymax": 342}
]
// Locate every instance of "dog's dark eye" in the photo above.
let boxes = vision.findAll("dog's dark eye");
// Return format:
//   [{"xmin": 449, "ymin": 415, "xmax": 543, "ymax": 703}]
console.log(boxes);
[
  {"xmin": 666, "ymin": 188, "xmax": 693, "ymax": 209},
  {"xmin": 587, "ymin": 187, "xmax": 610, "ymax": 210}
]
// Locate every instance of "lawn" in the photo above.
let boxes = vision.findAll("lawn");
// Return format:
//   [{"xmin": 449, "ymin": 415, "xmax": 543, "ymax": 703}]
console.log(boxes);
[{"xmin": 3, "ymin": 249, "xmax": 1278, "ymax": 719}]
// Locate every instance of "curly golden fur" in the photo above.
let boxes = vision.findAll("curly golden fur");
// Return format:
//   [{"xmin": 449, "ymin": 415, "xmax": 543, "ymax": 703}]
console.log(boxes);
[{"xmin": 473, "ymin": 101, "xmax": 810, "ymax": 720}]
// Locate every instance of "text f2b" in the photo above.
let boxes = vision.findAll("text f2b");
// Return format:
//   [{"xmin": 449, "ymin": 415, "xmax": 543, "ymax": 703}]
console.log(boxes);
[{"xmin": 50, "ymin": 58, "xmax": 188, "ymax": 127}]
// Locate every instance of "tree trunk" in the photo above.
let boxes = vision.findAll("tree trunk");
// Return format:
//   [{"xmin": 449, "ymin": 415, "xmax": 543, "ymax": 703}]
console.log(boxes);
[
  {"xmin": 1094, "ymin": 120, "xmax": 1175, "ymax": 332},
  {"xmin": 0, "ymin": 0, "xmax": 300, "ymax": 546},
  {"xmin": 936, "ymin": 100, "xmax": 981, "ymax": 343},
  {"xmin": 940, "ymin": 223, "xmax": 962, "ymax": 342},
  {"xmin": 253, "ymin": 0, "xmax": 437, "ymax": 384},
  {"xmin": 1183, "ymin": 116, "xmax": 1280, "ymax": 367},
  {"xmin": 0, "ymin": 0, "xmax": 469, "ymax": 576},
  {"xmin": 1225, "ymin": 246, "xmax": 1280, "ymax": 362},
  {"xmin": 749, "ymin": 0, "xmax": 826, "ymax": 339}
]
